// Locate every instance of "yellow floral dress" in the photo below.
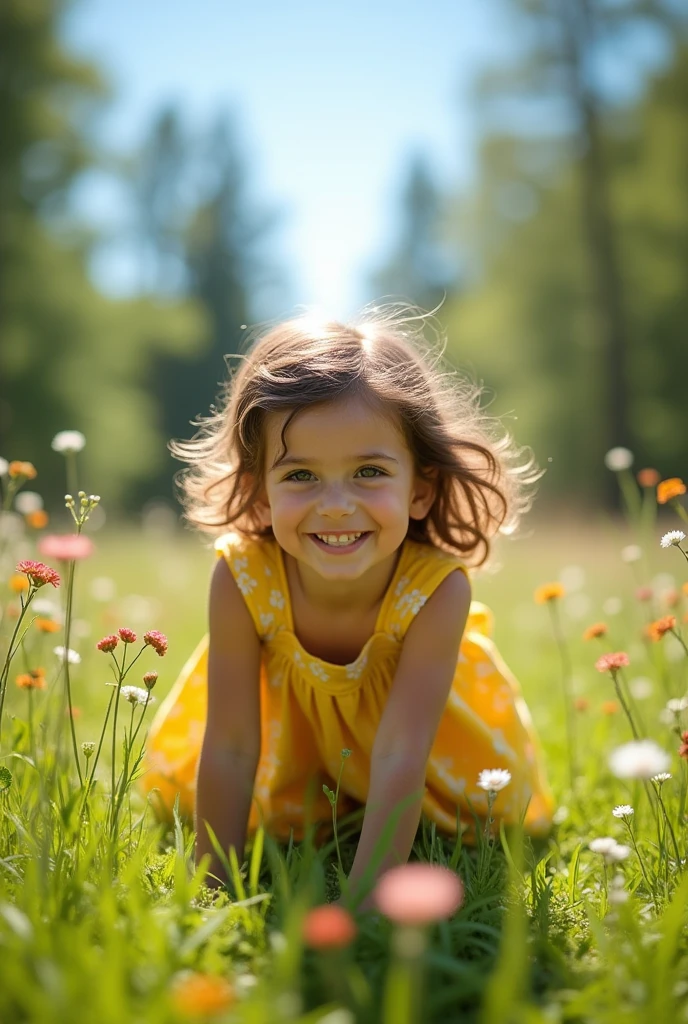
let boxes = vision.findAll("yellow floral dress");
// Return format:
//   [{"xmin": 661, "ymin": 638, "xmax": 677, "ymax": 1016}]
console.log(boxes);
[{"xmin": 137, "ymin": 531, "xmax": 555, "ymax": 843}]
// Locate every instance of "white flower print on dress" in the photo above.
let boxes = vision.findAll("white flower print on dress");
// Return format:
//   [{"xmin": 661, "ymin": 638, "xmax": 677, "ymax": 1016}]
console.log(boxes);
[
  {"xmin": 395, "ymin": 589, "xmax": 427, "ymax": 616},
  {"xmin": 259, "ymin": 611, "xmax": 275, "ymax": 637},
  {"xmin": 430, "ymin": 756, "xmax": 466, "ymax": 796},
  {"xmin": 235, "ymin": 571, "xmax": 258, "ymax": 597},
  {"xmin": 309, "ymin": 661, "xmax": 330, "ymax": 682},
  {"xmin": 269, "ymin": 589, "xmax": 286, "ymax": 609},
  {"xmin": 264, "ymin": 566, "xmax": 272, "ymax": 577},
  {"xmin": 345, "ymin": 651, "xmax": 368, "ymax": 679},
  {"xmin": 394, "ymin": 576, "xmax": 410, "ymax": 597},
  {"xmin": 293, "ymin": 650, "xmax": 305, "ymax": 668}
]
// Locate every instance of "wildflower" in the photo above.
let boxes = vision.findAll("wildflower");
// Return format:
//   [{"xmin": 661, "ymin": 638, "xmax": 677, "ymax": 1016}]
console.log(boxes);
[
  {"xmin": 8, "ymin": 461, "xmax": 37, "ymax": 480},
  {"xmin": 601, "ymin": 701, "xmax": 620, "ymax": 715},
  {"xmin": 16, "ymin": 560, "xmax": 60, "ymax": 589},
  {"xmin": 635, "ymin": 586, "xmax": 653, "ymax": 602},
  {"xmin": 637, "ymin": 468, "xmax": 660, "ymax": 488},
  {"xmin": 660, "ymin": 531, "xmax": 686, "ymax": 549},
  {"xmin": 477, "ymin": 768, "xmax": 512, "ymax": 792},
  {"xmin": 612, "ymin": 805, "xmax": 634, "ymax": 819},
  {"xmin": 35, "ymin": 617, "xmax": 60, "ymax": 633},
  {"xmin": 53, "ymin": 646, "xmax": 81, "ymax": 665},
  {"xmin": 96, "ymin": 634, "xmax": 119, "ymax": 653},
  {"xmin": 621, "ymin": 545, "xmax": 642, "ymax": 563},
  {"xmin": 118, "ymin": 627, "xmax": 137, "ymax": 644},
  {"xmin": 683, "ymin": 582, "xmax": 688, "ymax": 597},
  {"xmin": 143, "ymin": 671, "xmax": 158, "ymax": 689},
  {"xmin": 583, "ymin": 622, "xmax": 608, "ymax": 641},
  {"xmin": 38, "ymin": 534, "xmax": 94, "ymax": 562},
  {"xmin": 589, "ymin": 837, "xmax": 619, "ymax": 857},
  {"xmin": 81, "ymin": 742, "xmax": 95, "ymax": 758},
  {"xmin": 534, "ymin": 582, "xmax": 565, "ymax": 604},
  {"xmin": 143, "ymin": 630, "xmax": 168, "ymax": 656},
  {"xmin": 170, "ymin": 971, "xmax": 235, "ymax": 1017},
  {"xmin": 595, "ymin": 652, "xmax": 630, "ymax": 673},
  {"xmin": 657, "ymin": 478, "xmax": 686, "ymax": 504},
  {"xmin": 8, "ymin": 574, "xmax": 29, "ymax": 593},
  {"xmin": 26, "ymin": 510, "xmax": 49, "ymax": 529},
  {"xmin": 302, "ymin": 905, "xmax": 357, "ymax": 949},
  {"xmin": 15, "ymin": 668, "xmax": 46, "ymax": 690},
  {"xmin": 0, "ymin": 458, "xmax": 8, "ymax": 475},
  {"xmin": 665, "ymin": 697, "xmax": 688, "ymax": 715},
  {"xmin": 120, "ymin": 685, "xmax": 154, "ymax": 706},
  {"xmin": 609, "ymin": 739, "xmax": 671, "ymax": 779},
  {"xmin": 645, "ymin": 616, "xmax": 676, "ymax": 642},
  {"xmin": 679, "ymin": 731, "xmax": 688, "ymax": 760},
  {"xmin": 14, "ymin": 491, "xmax": 43, "ymax": 514},
  {"xmin": 51, "ymin": 430, "xmax": 86, "ymax": 454},
  {"xmin": 607, "ymin": 844, "xmax": 631, "ymax": 862},
  {"xmin": 373, "ymin": 863, "xmax": 464, "ymax": 925},
  {"xmin": 604, "ymin": 448, "xmax": 633, "ymax": 472},
  {"xmin": 574, "ymin": 697, "xmax": 590, "ymax": 711},
  {"xmin": 651, "ymin": 772, "xmax": 672, "ymax": 784}
]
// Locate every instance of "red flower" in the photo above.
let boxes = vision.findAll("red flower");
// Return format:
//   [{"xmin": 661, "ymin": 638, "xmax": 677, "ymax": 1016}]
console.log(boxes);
[
  {"xmin": 16, "ymin": 560, "xmax": 61, "ymax": 589},
  {"xmin": 144, "ymin": 630, "xmax": 168, "ymax": 656},
  {"xmin": 635, "ymin": 586, "xmax": 653, "ymax": 602},
  {"xmin": 38, "ymin": 534, "xmax": 94, "ymax": 562},
  {"xmin": 302, "ymin": 905, "xmax": 357, "ymax": 949},
  {"xmin": 143, "ymin": 671, "xmax": 158, "ymax": 689},
  {"xmin": 96, "ymin": 634, "xmax": 119, "ymax": 653},
  {"xmin": 595, "ymin": 652, "xmax": 630, "ymax": 673},
  {"xmin": 118, "ymin": 627, "xmax": 137, "ymax": 644},
  {"xmin": 679, "ymin": 731, "xmax": 688, "ymax": 759}
]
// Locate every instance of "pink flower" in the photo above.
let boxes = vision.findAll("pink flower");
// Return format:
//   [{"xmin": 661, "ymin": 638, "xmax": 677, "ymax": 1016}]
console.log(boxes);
[
  {"xmin": 144, "ymin": 630, "xmax": 168, "ymax": 656},
  {"xmin": 635, "ymin": 586, "xmax": 653, "ymax": 602},
  {"xmin": 38, "ymin": 534, "xmax": 94, "ymax": 562},
  {"xmin": 595, "ymin": 652, "xmax": 630, "ymax": 673},
  {"xmin": 16, "ymin": 560, "xmax": 61, "ymax": 589},
  {"xmin": 96, "ymin": 634, "xmax": 119, "ymax": 653},
  {"xmin": 118, "ymin": 627, "xmax": 137, "ymax": 644},
  {"xmin": 373, "ymin": 863, "xmax": 464, "ymax": 926},
  {"xmin": 302, "ymin": 905, "xmax": 357, "ymax": 949}
]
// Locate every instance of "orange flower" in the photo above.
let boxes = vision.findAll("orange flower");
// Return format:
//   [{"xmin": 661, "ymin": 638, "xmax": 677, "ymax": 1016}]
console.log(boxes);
[
  {"xmin": 646, "ymin": 615, "xmax": 676, "ymax": 642},
  {"xmin": 534, "ymin": 582, "xmax": 565, "ymax": 604},
  {"xmin": 35, "ymin": 617, "xmax": 60, "ymax": 634},
  {"xmin": 302, "ymin": 904, "xmax": 357, "ymax": 949},
  {"xmin": 8, "ymin": 574, "xmax": 29, "ymax": 593},
  {"xmin": 681, "ymin": 582, "xmax": 688, "ymax": 597},
  {"xmin": 64, "ymin": 706, "xmax": 82, "ymax": 719},
  {"xmin": 8, "ymin": 461, "xmax": 37, "ymax": 480},
  {"xmin": 26, "ymin": 510, "xmax": 49, "ymax": 529},
  {"xmin": 583, "ymin": 622, "xmax": 608, "ymax": 641},
  {"xmin": 601, "ymin": 700, "xmax": 620, "ymax": 715},
  {"xmin": 574, "ymin": 697, "xmax": 590, "ymax": 711},
  {"xmin": 170, "ymin": 972, "xmax": 234, "ymax": 1017},
  {"xmin": 16, "ymin": 668, "xmax": 46, "ymax": 690},
  {"xmin": 657, "ymin": 478, "xmax": 686, "ymax": 504},
  {"xmin": 663, "ymin": 588, "xmax": 679, "ymax": 609},
  {"xmin": 637, "ymin": 468, "xmax": 660, "ymax": 488}
]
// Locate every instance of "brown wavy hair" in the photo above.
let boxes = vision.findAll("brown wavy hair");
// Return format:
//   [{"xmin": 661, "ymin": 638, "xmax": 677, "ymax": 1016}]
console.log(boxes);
[{"xmin": 170, "ymin": 303, "xmax": 543, "ymax": 568}]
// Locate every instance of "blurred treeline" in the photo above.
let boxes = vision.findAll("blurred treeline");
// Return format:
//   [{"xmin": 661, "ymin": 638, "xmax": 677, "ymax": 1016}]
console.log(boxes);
[{"xmin": 2, "ymin": 0, "xmax": 687, "ymax": 517}]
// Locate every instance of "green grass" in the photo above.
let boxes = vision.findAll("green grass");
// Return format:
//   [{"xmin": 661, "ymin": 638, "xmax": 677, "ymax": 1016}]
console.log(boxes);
[{"xmin": 1, "ymin": 504, "xmax": 688, "ymax": 1023}]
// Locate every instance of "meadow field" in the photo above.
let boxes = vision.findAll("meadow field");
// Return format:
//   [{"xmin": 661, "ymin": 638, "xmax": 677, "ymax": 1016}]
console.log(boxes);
[{"xmin": 1, "ymin": 463, "xmax": 687, "ymax": 1024}]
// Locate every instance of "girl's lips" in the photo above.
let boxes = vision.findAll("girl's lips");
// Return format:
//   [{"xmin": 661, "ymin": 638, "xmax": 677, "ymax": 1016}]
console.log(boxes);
[{"xmin": 308, "ymin": 531, "xmax": 371, "ymax": 554}]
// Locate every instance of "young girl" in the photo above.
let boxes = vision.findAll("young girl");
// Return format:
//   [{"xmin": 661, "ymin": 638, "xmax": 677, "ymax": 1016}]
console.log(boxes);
[{"xmin": 137, "ymin": 307, "xmax": 555, "ymax": 900}]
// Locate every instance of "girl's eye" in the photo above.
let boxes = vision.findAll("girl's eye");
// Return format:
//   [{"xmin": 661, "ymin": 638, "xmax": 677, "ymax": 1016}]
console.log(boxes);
[
  {"xmin": 285, "ymin": 470, "xmax": 315, "ymax": 482},
  {"xmin": 284, "ymin": 466, "xmax": 385, "ymax": 482},
  {"xmin": 356, "ymin": 466, "xmax": 385, "ymax": 478}
]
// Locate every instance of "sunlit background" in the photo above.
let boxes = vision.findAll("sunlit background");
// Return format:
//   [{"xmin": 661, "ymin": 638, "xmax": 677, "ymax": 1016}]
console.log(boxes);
[{"xmin": 3, "ymin": 0, "xmax": 687, "ymax": 523}]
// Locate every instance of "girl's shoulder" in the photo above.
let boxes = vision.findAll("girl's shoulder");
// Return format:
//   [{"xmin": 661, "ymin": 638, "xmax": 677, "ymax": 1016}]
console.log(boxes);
[
  {"xmin": 380, "ymin": 538, "xmax": 470, "ymax": 639},
  {"xmin": 213, "ymin": 530, "xmax": 282, "ymax": 595}
]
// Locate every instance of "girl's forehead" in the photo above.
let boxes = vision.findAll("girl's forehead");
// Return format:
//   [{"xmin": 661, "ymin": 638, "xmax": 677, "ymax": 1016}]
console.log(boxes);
[{"xmin": 263, "ymin": 397, "xmax": 407, "ymax": 457}]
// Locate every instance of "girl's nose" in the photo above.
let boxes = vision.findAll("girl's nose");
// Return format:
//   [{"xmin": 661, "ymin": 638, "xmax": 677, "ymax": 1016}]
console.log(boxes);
[{"xmin": 316, "ymin": 485, "xmax": 355, "ymax": 517}]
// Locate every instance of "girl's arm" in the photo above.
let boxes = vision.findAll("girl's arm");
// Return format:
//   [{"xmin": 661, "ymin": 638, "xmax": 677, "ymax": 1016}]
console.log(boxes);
[
  {"xmin": 194, "ymin": 556, "xmax": 262, "ymax": 889},
  {"xmin": 346, "ymin": 568, "xmax": 472, "ymax": 908}
]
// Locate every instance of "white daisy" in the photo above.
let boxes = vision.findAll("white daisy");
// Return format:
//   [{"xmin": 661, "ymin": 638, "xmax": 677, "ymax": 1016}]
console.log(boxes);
[
  {"xmin": 651, "ymin": 772, "xmax": 672, "ymax": 785},
  {"xmin": 660, "ymin": 531, "xmax": 686, "ymax": 549},
  {"xmin": 665, "ymin": 697, "xmax": 688, "ymax": 714},
  {"xmin": 120, "ymin": 685, "xmax": 154, "ymax": 706},
  {"xmin": 589, "ymin": 837, "xmax": 618, "ymax": 856},
  {"xmin": 604, "ymin": 447, "xmax": 633, "ymax": 472},
  {"xmin": 53, "ymin": 646, "xmax": 81, "ymax": 665},
  {"xmin": 612, "ymin": 804, "xmax": 634, "ymax": 818},
  {"xmin": 477, "ymin": 768, "xmax": 512, "ymax": 792},
  {"xmin": 51, "ymin": 430, "xmax": 86, "ymax": 454},
  {"xmin": 609, "ymin": 739, "xmax": 671, "ymax": 780}
]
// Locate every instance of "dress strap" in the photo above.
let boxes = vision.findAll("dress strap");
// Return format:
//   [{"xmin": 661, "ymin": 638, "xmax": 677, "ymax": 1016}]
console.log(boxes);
[
  {"xmin": 214, "ymin": 532, "xmax": 289, "ymax": 641},
  {"xmin": 378, "ymin": 539, "xmax": 470, "ymax": 642}
]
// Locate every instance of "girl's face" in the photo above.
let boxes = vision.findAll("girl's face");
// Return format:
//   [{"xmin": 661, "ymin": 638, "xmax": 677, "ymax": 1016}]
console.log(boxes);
[{"xmin": 254, "ymin": 394, "xmax": 436, "ymax": 581}]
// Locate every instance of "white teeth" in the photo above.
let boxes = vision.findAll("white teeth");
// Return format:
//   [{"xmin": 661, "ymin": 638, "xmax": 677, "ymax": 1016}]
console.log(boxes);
[{"xmin": 315, "ymin": 532, "xmax": 363, "ymax": 546}]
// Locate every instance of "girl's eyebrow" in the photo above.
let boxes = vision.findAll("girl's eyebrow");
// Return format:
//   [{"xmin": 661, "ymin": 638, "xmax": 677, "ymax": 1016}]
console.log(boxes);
[{"xmin": 271, "ymin": 452, "xmax": 400, "ymax": 471}]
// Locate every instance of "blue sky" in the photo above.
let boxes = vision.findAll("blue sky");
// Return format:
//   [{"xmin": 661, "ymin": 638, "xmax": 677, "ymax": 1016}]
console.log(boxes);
[{"xmin": 62, "ymin": 0, "xmax": 507, "ymax": 319}]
